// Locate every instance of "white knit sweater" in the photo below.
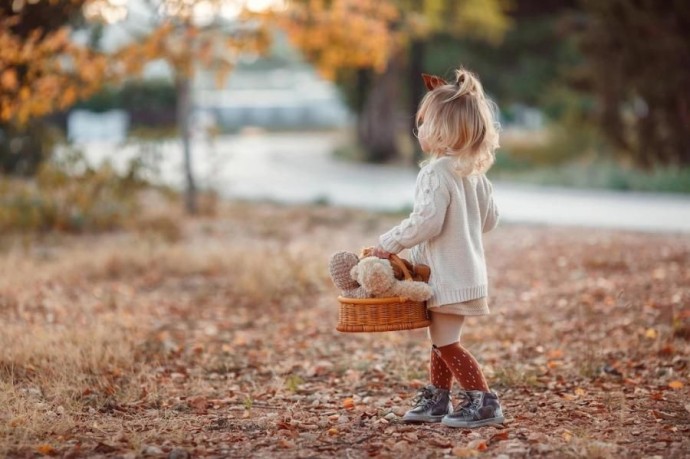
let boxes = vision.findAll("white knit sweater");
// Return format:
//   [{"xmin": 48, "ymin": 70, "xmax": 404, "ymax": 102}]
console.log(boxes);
[{"xmin": 378, "ymin": 156, "xmax": 499, "ymax": 308}]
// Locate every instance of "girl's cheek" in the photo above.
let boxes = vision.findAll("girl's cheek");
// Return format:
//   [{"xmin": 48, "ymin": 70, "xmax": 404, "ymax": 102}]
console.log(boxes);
[{"xmin": 419, "ymin": 138, "xmax": 429, "ymax": 152}]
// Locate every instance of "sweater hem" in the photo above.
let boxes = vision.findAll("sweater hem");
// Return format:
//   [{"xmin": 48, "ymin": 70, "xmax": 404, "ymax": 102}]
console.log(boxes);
[{"xmin": 427, "ymin": 286, "xmax": 488, "ymax": 308}]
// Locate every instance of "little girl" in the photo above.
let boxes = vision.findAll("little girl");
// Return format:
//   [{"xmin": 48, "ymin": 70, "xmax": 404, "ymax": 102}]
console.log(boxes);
[{"xmin": 371, "ymin": 68, "xmax": 503, "ymax": 428}]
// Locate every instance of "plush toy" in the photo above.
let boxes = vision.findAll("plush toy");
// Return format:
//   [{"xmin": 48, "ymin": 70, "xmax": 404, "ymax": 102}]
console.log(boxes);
[
  {"xmin": 328, "ymin": 251, "xmax": 368, "ymax": 298},
  {"xmin": 351, "ymin": 257, "xmax": 433, "ymax": 302},
  {"xmin": 359, "ymin": 247, "xmax": 431, "ymax": 283}
]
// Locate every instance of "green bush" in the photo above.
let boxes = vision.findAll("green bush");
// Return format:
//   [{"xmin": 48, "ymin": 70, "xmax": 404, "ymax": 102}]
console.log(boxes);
[
  {"xmin": 489, "ymin": 156, "xmax": 690, "ymax": 194},
  {"xmin": 74, "ymin": 79, "xmax": 177, "ymax": 129},
  {"xmin": 0, "ymin": 120, "xmax": 61, "ymax": 176},
  {"xmin": 0, "ymin": 148, "xmax": 149, "ymax": 233}
]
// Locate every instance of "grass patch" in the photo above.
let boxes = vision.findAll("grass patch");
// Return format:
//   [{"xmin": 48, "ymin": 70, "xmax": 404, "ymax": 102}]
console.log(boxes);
[
  {"xmin": 492, "ymin": 123, "xmax": 690, "ymax": 193},
  {"xmin": 490, "ymin": 155, "xmax": 690, "ymax": 194}
]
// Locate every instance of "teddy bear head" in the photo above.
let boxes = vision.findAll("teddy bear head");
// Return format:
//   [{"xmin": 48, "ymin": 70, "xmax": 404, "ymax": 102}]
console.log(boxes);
[{"xmin": 350, "ymin": 257, "xmax": 396, "ymax": 296}]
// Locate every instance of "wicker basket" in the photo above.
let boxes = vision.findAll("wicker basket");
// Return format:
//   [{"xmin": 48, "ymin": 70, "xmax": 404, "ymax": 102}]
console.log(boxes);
[{"xmin": 336, "ymin": 254, "xmax": 431, "ymax": 333}]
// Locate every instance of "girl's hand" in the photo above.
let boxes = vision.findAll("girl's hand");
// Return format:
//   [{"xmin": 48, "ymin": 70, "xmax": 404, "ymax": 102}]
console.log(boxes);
[{"xmin": 371, "ymin": 246, "xmax": 391, "ymax": 259}]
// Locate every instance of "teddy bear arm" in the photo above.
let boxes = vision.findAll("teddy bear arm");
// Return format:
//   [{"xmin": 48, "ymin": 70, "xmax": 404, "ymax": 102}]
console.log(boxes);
[
  {"xmin": 392, "ymin": 281, "xmax": 433, "ymax": 302},
  {"xmin": 343, "ymin": 286, "xmax": 369, "ymax": 299}
]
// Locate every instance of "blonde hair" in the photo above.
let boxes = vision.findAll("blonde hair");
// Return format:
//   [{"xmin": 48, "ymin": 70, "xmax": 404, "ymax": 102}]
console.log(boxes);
[{"xmin": 416, "ymin": 68, "xmax": 500, "ymax": 175}]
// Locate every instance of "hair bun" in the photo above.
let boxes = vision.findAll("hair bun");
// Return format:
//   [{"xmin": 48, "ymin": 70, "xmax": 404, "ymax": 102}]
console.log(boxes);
[{"xmin": 454, "ymin": 68, "xmax": 481, "ymax": 98}]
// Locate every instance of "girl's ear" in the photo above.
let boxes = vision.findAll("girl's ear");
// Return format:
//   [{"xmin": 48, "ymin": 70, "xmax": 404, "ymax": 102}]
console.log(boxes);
[{"xmin": 422, "ymin": 73, "xmax": 448, "ymax": 91}]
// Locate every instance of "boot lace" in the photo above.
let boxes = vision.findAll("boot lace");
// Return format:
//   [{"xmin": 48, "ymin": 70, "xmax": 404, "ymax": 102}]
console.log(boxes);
[
  {"xmin": 412, "ymin": 385, "xmax": 439, "ymax": 409},
  {"xmin": 453, "ymin": 391, "xmax": 482, "ymax": 416}
]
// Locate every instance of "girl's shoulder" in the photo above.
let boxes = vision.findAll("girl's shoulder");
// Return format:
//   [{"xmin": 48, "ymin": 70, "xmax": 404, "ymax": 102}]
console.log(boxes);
[{"xmin": 421, "ymin": 155, "xmax": 455, "ymax": 175}]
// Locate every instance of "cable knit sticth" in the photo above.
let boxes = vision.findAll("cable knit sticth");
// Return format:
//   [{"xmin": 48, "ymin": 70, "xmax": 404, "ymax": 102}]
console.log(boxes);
[
  {"xmin": 396, "ymin": 168, "xmax": 443, "ymax": 241},
  {"xmin": 380, "ymin": 167, "xmax": 450, "ymax": 254},
  {"xmin": 378, "ymin": 156, "xmax": 499, "ymax": 311}
]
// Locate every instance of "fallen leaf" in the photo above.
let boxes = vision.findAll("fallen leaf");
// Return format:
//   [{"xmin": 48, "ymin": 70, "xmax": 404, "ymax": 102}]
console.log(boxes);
[
  {"xmin": 392, "ymin": 440, "xmax": 408, "ymax": 451},
  {"xmin": 94, "ymin": 442, "xmax": 118, "ymax": 454},
  {"xmin": 278, "ymin": 439, "xmax": 295, "ymax": 449},
  {"xmin": 189, "ymin": 396, "xmax": 208, "ymax": 414},
  {"xmin": 429, "ymin": 436, "xmax": 452, "ymax": 448},
  {"xmin": 658, "ymin": 344, "xmax": 674, "ymax": 356},
  {"xmin": 547, "ymin": 349, "xmax": 564, "ymax": 359},
  {"xmin": 328, "ymin": 428, "xmax": 339, "ymax": 436},
  {"xmin": 467, "ymin": 439, "xmax": 488, "ymax": 451},
  {"xmin": 402, "ymin": 432, "xmax": 418, "ymax": 442},
  {"xmin": 489, "ymin": 431, "xmax": 510, "ymax": 443},
  {"xmin": 37, "ymin": 444, "xmax": 57, "ymax": 456},
  {"xmin": 342, "ymin": 398, "xmax": 355, "ymax": 410},
  {"xmin": 668, "ymin": 380, "xmax": 684, "ymax": 390},
  {"xmin": 451, "ymin": 446, "xmax": 479, "ymax": 458},
  {"xmin": 644, "ymin": 328, "xmax": 657, "ymax": 339}
]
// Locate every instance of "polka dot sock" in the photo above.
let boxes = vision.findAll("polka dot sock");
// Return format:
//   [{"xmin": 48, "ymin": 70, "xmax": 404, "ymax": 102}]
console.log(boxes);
[
  {"xmin": 435, "ymin": 342, "xmax": 489, "ymax": 392},
  {"xmin": 430, "ymin": 346, "xmax": 453, "ymax": 390}
]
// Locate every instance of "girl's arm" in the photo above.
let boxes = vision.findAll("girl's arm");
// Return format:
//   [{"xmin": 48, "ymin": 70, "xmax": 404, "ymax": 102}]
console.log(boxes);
[
  {"xmin": 480, "ymin": 175, "xmax": 499, "ymax": 233},
  {"xmin": 378, "ymin": 167, "xmax": 451, "ymax": 254}
]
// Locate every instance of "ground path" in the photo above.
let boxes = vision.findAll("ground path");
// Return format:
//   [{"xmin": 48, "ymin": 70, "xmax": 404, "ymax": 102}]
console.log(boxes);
[{"xmin": 81, "ymin": 131, "xmax": 690, "ymax": 233}]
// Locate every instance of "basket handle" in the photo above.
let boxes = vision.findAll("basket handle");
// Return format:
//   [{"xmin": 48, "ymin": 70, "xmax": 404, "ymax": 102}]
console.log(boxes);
[{"xmin": 388, "ymin": 254, "xmax": 413, "ymax": 281}]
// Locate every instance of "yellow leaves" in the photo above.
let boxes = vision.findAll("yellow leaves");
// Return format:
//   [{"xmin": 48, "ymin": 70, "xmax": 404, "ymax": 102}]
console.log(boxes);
[
  {"xmin": 19, "ymin": 86, "xmax": 31, "ymax": 101},
  {"xmin": 277, "ymin": 0, "xmax": 399, "ymax": 78},
  {"xmin": 452, "ymin": 0, "xmax": 511, "ymax": 44},
  {"xmin": 668, "ymin": 380, "xmax": 684, "ymax": 390},
  {"xmin": 1, "ymin": 69, "xmax": 18, "ymax": 91},
  {"xmin": 0, "ymin": 18, "xmax": 110, "ymax": 124},
  {"xmin": 644, "ymin": 328, "xmax": 658, "ymax": 339},
  {"xmin": 278, "ymin": 0, "xmax": 509, "ymax": 79},
  {"xmin": 562, "ymin": 387, "xmax": 588, "ymax": 401}
]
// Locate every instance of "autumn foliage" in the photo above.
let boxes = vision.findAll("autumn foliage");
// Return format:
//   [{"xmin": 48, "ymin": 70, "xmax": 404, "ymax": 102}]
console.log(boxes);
[
  {"xmin": 278, "ymin": 0, "xmax": 400, "ymax": 79},
  {"xmin": 0, "ymin": 1, "xmax": 109, "ymax": 124},
  {"xmin": 279, "ymin": 0, "xmax": 509, "ymax": 79},
  {"xmin": 0, "ymin": 0, "xmax": 270, "ymax": 127}
]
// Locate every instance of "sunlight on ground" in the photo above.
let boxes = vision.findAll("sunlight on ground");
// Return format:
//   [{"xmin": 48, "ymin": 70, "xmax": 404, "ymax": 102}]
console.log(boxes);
[{"xmin": 1, "ymin": 201, "xmax": 688, "ymax": 457}]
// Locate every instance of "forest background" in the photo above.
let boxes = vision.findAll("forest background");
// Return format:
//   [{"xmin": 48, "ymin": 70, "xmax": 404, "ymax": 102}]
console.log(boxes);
[{"xmin": 1, "ymin": 1, "xmax": 689, "ymax": 458}]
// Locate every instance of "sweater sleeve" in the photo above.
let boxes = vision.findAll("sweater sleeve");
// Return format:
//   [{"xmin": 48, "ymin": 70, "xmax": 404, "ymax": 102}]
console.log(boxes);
[
  {"xmin": 480, "ymin": 175, "xmax": 499, "ymax": 233},
  {"xmin": 379, "ymin": 166, "xmax": 451, "ymax": 253}
]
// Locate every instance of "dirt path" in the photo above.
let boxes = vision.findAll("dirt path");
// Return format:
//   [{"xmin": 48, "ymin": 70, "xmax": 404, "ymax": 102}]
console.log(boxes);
[{"xmin": 1, "ymin": 203, "xmax": 689, "ymax": 458}]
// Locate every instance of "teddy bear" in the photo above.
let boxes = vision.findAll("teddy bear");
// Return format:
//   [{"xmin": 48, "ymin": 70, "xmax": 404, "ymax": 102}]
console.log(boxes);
[
  {"xmin": 360, "ymin": 247, "xmax": 431, "ymax": 283},
  {"xmin": 350, "ymin": 257, "xmax": 433, "ymax": 303},
  {"xmin": 328, "ymin": 251, "xmax": 369, "ymax": 298}
]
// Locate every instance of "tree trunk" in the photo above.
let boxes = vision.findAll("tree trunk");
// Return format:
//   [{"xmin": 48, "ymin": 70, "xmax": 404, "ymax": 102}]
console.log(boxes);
[
  {"xmin": 176, "ymin": 76, "xmax": 197, "ymax": 214},
  {"xmin": 357, "ymin": 55, "xmax": 401, "ymax": 163},
  {"xmin": 409, "ymin": 38, "xmax": 426, "ymax": 163}
]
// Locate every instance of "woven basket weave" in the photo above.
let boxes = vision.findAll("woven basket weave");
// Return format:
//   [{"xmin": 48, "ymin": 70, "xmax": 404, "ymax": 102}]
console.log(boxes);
[{"xmin": 336, "ymin": 254, "xmax": 431, "ymax": 333}]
